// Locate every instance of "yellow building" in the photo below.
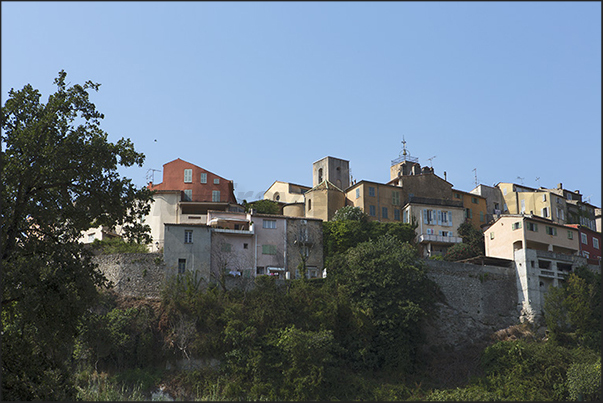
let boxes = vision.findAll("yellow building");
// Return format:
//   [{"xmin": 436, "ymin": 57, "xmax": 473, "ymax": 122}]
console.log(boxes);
[
  {"xmin": 345, "ymin": 180, "xmax": 405, "ymax": 222},
  {"xmin": 496, "ymin": 183, "xmax": 567, "ymax": 224},
  {"xmin": 452, "ymin": 189, "xmax": 488, "ymax": 229}
]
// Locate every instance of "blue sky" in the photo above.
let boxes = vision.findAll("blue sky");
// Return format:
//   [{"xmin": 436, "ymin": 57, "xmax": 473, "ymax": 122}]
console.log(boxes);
[{"xmin": 2, "ymin": 2, "xmax": 601, "ymax": 207}]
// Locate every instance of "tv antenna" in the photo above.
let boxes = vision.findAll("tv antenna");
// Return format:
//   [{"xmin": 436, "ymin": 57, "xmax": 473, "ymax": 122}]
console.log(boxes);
[
  {"xmin": 427, "ymin": 156, "xmax": 436, "ymax": 167},
  {"xmin": 472, "ymin": 168, "xmax": 478, "ymax": 186},
  {"xmin": 584, "ymin": 195, "xmax": 592, "ymax": 204},
  {"xmin": 146, "ymin": 168, "xmax": 161, "ymax": 184},
  {"xmin": 516, "ymin": 176, "xmax": 524, "ymax": 185},
  {"xmin": 535, "ymin": 177, "xmax": 540, "ymax": 186}
]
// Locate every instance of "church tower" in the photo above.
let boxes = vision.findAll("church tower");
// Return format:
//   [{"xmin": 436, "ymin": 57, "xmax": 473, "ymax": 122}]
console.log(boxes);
[{"xmin": 312, "ymin": 156, "xmax": 350, "ymax": 190}]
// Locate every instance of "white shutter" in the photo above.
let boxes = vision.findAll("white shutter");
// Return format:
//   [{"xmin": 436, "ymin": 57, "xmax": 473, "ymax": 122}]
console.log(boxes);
[{"xmin": 448, "ymin": 211, "xmax": 453, "ymax": 226}]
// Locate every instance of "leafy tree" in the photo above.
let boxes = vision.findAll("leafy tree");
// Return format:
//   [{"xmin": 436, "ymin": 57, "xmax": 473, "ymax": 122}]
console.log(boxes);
[
  {"xmin": 1, "ymin": 71, "xmax": 153, "ymax": 400},
  {"xmin": 544, "ymin": 267, "xmax": 601, "ymax": 351},
  {"xmin": 243, "ymin": 199, "xmax": 281, "ymax": 214},
  {"xmin": 445, "ymin": 221, "xmax": 484, "ymax": 261},
  {"xmin": 332, "ymin": 205, "xmax": 369, "ymax": 222},
  {"xmin": 327, "ymin": 235, "xmax": 441, "ymax": 372}
]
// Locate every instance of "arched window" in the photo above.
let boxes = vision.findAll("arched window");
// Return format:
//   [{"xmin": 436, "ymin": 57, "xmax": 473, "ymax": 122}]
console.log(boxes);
[{"xmin": 318, "ymin": 168, "xmax": 323, "ymax": 183}]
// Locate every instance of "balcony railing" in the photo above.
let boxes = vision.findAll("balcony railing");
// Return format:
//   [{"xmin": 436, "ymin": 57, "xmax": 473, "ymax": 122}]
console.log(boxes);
[
  {"xmin": 212, "ymin": 228, "xmax": 254, "ymax": 235},
  {"xmin": 418, "ymin": 234, "xmax": 463, "ymax": 244}
]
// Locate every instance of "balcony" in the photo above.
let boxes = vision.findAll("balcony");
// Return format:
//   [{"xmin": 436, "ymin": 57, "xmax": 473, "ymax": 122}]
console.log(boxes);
[
  {"xmin": 212, "ymin": 228, "xmax": 254, "ymax": 235},
  {"xmin": 418, "ymin": 234, "xmax": 463, "ymax": 244}
]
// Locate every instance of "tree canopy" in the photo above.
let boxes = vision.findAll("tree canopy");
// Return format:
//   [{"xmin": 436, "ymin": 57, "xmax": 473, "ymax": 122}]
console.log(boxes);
[{"xmin": 1, "ymin": 71, "xmax": 153, "ymax": 400}]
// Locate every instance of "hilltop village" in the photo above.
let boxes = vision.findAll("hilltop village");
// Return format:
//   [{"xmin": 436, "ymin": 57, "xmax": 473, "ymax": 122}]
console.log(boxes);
[{"xmin": 82, "ymin": 142, "xmax": 602, "ymax": 324}]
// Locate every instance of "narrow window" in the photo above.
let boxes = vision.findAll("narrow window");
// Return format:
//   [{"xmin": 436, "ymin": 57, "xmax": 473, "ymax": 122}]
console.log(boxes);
[
  {"xmin": 243, "ymin": 243, "xmax": 249, "ymax": 249},
  {"xmin": 184, "ymin": 230, "xmax": 193, "ymax": 244},
  {"xmin": 593, "ymin": 238, "xmax": 599, "ymax": 249},
  {"xmin": 178, "ymin": 259, "xmax": 186, "ymax": 274},
  {"xmin": 392, "ymin": 191, "xmax": 400, "ymax": 205},
  {"xmin": 542, "ymin": 207, "xmax": 549, "ymax": 218},
  {"xmin": 184, "ymin": 169, "xmax": 192, "ymax": 183},
  {"xmin": 200, "ymin": 173, "xmax": 207, "ymax": 183},
  {"xmin": 480, "ymin": 212, "xmax": 484, "ymax": 222},
  {"xmin": 394, "ymin": 209, "xmax": 400, "ymax": 221},
  {"xmin": 318, "ymin": 168, "xmax": 323, "ymax": 183},
  {"xmin": 382, "ymin": 207, "xmax": 388, "ymax": 219},
  {"xmin": 212, "ymin": 190, "xmax": 220, "ymax": 202},
  {"xmin": 581, "ymin": 233, "xmax": 588, "ymax": 244},
  {"xmin": 490, "ymin": 232, "xmax": 495, "ymax": 240},
  {"xmin": 369, "ymin": 187, "xmax": 375, "ymax": 197},
  {"xmin": 520, "ymin": 199, "xmax": 526, "ymax": 213},
  {"xmin": 183, "ymin": 189, "xmax": 192, "ymax": 201},
  {"xmin": 308, "ymin": 199, "xmax": 312, "ymax": 211},
  {"xmin": 355, "ymin": 188, "xmax": 360, "ymax": 199},
  {"xmin": 567, "ymin": 231, "xmax": 573, "ymax": 240},
  {"xmin": 471, "ymin": 197, "xmax": 478, "ymax": 204},
  {"xmin": 369, "ymin": 205, "xmax": 376, "ymax": 216}
]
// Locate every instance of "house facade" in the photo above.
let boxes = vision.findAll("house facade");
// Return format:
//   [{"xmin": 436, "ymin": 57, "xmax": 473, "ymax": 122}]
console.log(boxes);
[
  {"xmin": 484, "ymin": 214, "xmax": 586, "ymax": 322},
  {"xmin": 145, "ymin": 159, "xmax": 243, "ymax": 250},
  {"xmin": 402, "ymin": 196, "xmax": 465, "ymax": 258},
  {"xmin": 163, "ymin": 223, "xmax": 212, "ymax": 279},
  {"xmin": 566, "ymin": 224, "xmax": 602, "ymax": 267},
  {"xmin": 452, "ymin": 189, "xmax": 488, "ymax": 229}
]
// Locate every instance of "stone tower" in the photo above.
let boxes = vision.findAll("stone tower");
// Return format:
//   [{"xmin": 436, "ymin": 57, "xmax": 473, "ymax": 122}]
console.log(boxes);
[{"xmin": 312, "ymin": 156, "xmax": 350, "ymax": 190}]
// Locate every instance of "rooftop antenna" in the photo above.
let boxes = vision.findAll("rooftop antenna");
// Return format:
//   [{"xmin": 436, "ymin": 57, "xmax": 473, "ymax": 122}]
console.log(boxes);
[
  {"xmin": 516, "ymin": 176, "xmax": 524, "ymax": 185},
  {"xmin": 584, "ymin": 195, "xmax": 592, "ymax": 204},
  {"xmin": 146, "ymin": 168, "xmax": 161, "ymax": 184},
  {"xmin": 472, "ymin": 168, "xmax": 478, "ymax": 187},
  {"xmin": 535, "ymin": 177, "xmax": 540, "ymax": 187},
  {"xmin": 427, "ymin": 155, "xmax": 436, "ymax": 167}
]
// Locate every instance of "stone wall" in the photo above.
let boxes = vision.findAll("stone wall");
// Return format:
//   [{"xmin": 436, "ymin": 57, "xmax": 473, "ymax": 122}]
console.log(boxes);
[
  {"xmin": 93, "ymin": 252, "xmax": 173, "ymax": 299},
  {"xmin": 94, "ymin": 253, "xmax": 522, "ymax": 350},
  {"xmin": 421, "ymin": 259, "xmax": 520, "ymax": 350}
]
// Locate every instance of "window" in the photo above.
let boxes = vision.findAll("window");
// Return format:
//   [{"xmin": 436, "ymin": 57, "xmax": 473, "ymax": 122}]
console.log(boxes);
[
  {"xmin": 184, "ymin": 230, "xmax": 193, "ymax": 243},
  {"xmin": 593, "ymin": 238, "xmax": 599, "ymax": 249},
  {"xmin": 243, "ymin": 243, "xmax": 248, "ymax": 249},
  {"xmin": 263, "ymin": 219, "xmax": 277, "ymax": 229},
  {"xmin": 214, "ymin": 178, "xmax": 220, "ymax": 184},
  {"xmin": 369, "ymin": 187, "xmax": 375, "ymax": 197},
  {"xmin": 256, "ymin": 266, "xmax": 265, "ymax": 275},
  {"xmin": 392, "ymin": 191, "xmax": 400, "ymax": 205},
  {"xmin": 542, "ymin": 207, "xmax": 549, "ymax": 218},
  {"xmin": 454, "ymin": 193, "xmax": 461, "ymax": 199},
  {"xmin": 490, "ymin": 232, "xmax": 495, "ymax": 240},
  {"xmin": 394, "ymin": 209, "xmax": 400, "ymax": 221},
  {"xmin": 184, "ymin": 169, "xmax": 192, "ymax": 183},
  {"xmin": 183, "ymin": 189, "xmax": 192, "ymax": 201},
  {"xmin": 221, "ymin": 243, "xmax": 231, "ymax": 252},
  {"xmin": 583, "ymin": 251, "xmax": 590, "ymax": 258},
  {"xmin": 178, "ymin": 259, "xmax": 186, "ymax": 274},
  {"xmin": 212, "ymin": 190, "xmax": 220, "ymax": 202},
  {"xmin": 308, "ymin": 199, "xmax": 312, "ymax": 211},
  {"xmin": 424, "ymin": 209, "xmax": 436, "ymax": 224},
  {"xmin": 520, "ymin": 199, "xmax": 526, "ymax": 213},
  {"xmin": 581, "ymin": 233, "xmax": 588, "ymax": 244},
  {"xmin": 403, "ymin": 210, "xmax": 408, "ymax": 223},
  {"xmin": 480, "ymin": 212, "xmax": 484, "ymax": 222},
  {"xmin": 262, "ymin": 244, "xmax": 277, "ymax": 255},
  {"xmin": 355, "ymin": 188, "xmax": 360, "ymax": 199},
  {"xmin": 472, "ymin": 197, "xmax": 478, "ymax": 204},
  {"xmin": 369, "ymin": 205, "xmax": 376, "ymax": 216},
  {"xmin": 567, "ymin": 231, "xmax": 573, "ymax": 240},
  {"xmin": 527, "ymin": 222, "xmax": 538, "ymax": 232},
  {"xmin": 318, "ymin": 168, "xmax": 323, "ymax": 183},
  {"xmin": 512, "ymin": 222, "xmax": 522, "ymax": 230},
  {"xmin": 382, "ymin": 207, "xmax": 388, "ymax": 219},
  {"xmin": 465, "ymin": 208, "xmax": 472, "ymax": 219},
  {"xmin": 200, "ymin": 173, "xmax": 207, "ymax": 183},
  {"xmin": 542, "ymin": 194, "xmax": 547, "ymax": 202},
  {"xmin": 545, "ymin": 226, "xmax": 557, "ymax": 236}
]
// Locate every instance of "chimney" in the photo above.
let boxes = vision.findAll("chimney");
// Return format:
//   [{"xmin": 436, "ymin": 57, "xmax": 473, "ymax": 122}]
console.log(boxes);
[{"xmin": 557, "ymin": 183, "xmax": 563, "ymax": 189}]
